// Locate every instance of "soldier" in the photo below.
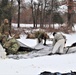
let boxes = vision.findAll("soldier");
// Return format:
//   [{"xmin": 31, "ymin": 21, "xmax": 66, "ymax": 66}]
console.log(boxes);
[
  {"xmin": 51, "ymin": 32, "xmax": 66, "ymax": 54},
  {"xmin": 0, "ymin": 19, "xmax": 11, "ymax": 37},
  {"xmin": 38, "ymin": 32, "xmax": 48, "ymax": 45},
  {"xmin": 2, "ymin": 35, "xmax": 20, "ymax": 55}
]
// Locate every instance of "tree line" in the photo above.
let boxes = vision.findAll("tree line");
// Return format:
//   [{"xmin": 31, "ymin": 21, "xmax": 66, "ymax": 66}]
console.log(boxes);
[{"xmin": 0, "ymin": 0, "xmax": 76, "ymax": 30}]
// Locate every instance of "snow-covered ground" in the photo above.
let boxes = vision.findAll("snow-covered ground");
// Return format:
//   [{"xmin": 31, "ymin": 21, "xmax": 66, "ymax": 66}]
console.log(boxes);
[
  {"xmin": 0, "ymin": 53, "xmax": 76, "ymax": 75},
  {"xmin": 0, "ymin": 23, "xmax": 76, "ymax": 75}
]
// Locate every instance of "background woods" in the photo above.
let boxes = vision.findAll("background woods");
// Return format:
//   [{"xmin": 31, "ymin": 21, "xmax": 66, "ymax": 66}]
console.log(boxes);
[{"xmin": 0, "ymin": 0, "xmax": 76, "ymax": 31}]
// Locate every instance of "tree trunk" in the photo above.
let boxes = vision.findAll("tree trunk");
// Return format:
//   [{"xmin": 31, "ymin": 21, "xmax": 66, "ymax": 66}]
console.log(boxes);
[
  {"xmin": 17, "ymin": 0, "xmax": 20, "ymax": 28},
  {"xmin": 31, "ymin": 0, "xmax": 36, "ymax": 28},
  {"xmin": 40, "ymin": 4, "xmax": 43, "ymax": 28},
  {"xmin": 43, "ymin": 0, "xmax": 47, "ymax": 28},
  {"xmin": 51, "ymin": 0, "xmax": 54, "ymax": 29},
  {"xmin": 67, "ymin": 0, "xmax": 74, "ymax": 30},
  {"xmin": 9, "ymin": 0, "xmax": 13, "ymax": 29}
]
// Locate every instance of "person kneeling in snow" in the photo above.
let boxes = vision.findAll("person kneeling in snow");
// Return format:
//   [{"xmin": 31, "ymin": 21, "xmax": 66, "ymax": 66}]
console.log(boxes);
[
  {"xmin": 51, "ymin": 32, "xmax": 66, "ymax": 54},
  {"xmin": 2, "ymin": 35, "xmax": 20, "ymax": 55}
]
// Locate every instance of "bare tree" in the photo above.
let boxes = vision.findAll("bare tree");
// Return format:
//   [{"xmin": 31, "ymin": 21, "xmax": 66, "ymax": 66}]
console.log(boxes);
[
  {"xmin": 17, "ymin": 0, "xmax": 20, "ymax": 28},
  {"xmin": 31, "ymin": 0, "xmax": 36, "ymax": 28},
  {"xmin": 9, "ymin": 0, "xmax": 13, "ymax": 29},
  {"xmin": 67, "ymin": 0, "xmax": 74, "ymax": 30}
]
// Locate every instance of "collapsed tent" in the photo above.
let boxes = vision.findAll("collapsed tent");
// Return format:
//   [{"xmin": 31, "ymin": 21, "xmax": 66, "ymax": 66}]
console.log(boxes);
[
  {"xmin": 17, "ymin": 38, "xmax": 76, "ymax": 54},
  {"xmin": 0, "ymin": 35, "xmax": 75, "ymax": 59},
  {"xmin": 7, "ymin": 40, "xmax": 76, "ymax": 59},
  {"xmin": 17, "ymin": 39, "xmax": 44, "ymax": 52}
]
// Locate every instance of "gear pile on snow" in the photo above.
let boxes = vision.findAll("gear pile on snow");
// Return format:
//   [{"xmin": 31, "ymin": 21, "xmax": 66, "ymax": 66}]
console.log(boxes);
[{"xmin": 39, "ymin": 71, "xmax": 76, "ymax": 75}]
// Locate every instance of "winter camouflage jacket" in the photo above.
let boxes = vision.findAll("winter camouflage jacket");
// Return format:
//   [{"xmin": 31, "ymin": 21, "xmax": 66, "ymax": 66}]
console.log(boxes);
[
  {"xmin": 53, "ymin": 33, "xmax": 66, "ymax": 46},
  {"xmin": 3, "ymin": 38, "xmax": 20, "ymax": 54},
  {"xmin": 0, "ymin": 23, "xmax": 10, "ymax": 36}
]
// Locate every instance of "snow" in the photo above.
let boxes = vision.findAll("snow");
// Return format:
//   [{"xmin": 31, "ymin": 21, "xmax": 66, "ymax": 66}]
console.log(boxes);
[
  {"xmin": 58, "ymin": 5, "xmax": 68, "ymax": 13},
  {"xmin": 0, "ymin": 54, "xmax": 76, "ymax": 75},
  {"xmin": 12, "ymin": 23, "xmax": 40, "ymax": 28},
  {"xmin": 0, "ymin": 23, "xmax": 76, "ymax": 75},
  {"xmin": 18, "ymin": 37, "xmax": 38, "ymax": 47},
  {"xmin": 65, "ymin": 33, "xmax": 76, "ymax": 46}
]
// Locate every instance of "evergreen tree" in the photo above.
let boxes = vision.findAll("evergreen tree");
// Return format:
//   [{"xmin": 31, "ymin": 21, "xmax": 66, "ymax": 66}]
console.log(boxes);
[
  {"xmin": 1, "ymin": 0, "xmax": 8, "ymax": 7},
  {"xmin": 52, "ymin": 12, "xmax": 64, "ymax": 24},
  {"xmin": 0, "ymin": 0, "xmax": 16, "ymax": 26}
]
